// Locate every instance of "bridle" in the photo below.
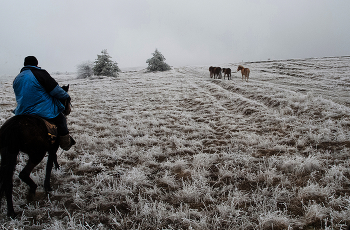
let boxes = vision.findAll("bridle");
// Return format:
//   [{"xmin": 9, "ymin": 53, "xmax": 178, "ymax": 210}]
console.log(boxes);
[{"xmin": 62, "ymin": 98, "xmax": 72, "ymax": 116}]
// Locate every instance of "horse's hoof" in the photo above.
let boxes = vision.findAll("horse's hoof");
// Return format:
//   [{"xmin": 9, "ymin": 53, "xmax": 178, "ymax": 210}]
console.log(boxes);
[
  {"xmin": 7, "ymin": 211, "xmax": 17, "ymax": 218},
  {"xmin": 29, "ymin": 184, "xmax": 38, "ymax": 194},
  {"xmin": 44, "ymin": 185, "xmax": 53, "ymax": 192},
  {"xmin": 26, "ymin": 192, "xmax": 36, "ymax": 201}
]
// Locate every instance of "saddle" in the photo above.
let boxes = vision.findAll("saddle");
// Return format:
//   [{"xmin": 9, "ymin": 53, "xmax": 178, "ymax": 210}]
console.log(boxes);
[{"xmin": 41, "ymin": 118, "xmax": 58, "ymax": 145}]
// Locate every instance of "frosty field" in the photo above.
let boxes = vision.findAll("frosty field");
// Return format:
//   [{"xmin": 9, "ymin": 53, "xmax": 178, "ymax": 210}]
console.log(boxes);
[{"xmin": 1, "ymin": 56, "xmax": 350, "ymax": 229}]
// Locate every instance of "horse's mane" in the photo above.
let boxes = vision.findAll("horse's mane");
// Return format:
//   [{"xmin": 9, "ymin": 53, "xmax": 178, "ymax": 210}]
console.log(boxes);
[{"xmin": 238, "ymin": 65, "xmax": 244, "ymax": 68}]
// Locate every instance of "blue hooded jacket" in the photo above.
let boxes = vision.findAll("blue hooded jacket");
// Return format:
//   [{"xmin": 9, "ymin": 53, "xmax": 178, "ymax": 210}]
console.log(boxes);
[{"xmin": 13, "ymin": 66, "xmax": 70, "ymax": 119}]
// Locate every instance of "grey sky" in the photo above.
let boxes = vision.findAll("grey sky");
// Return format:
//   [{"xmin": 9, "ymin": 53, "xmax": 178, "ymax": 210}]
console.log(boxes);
[{"xmin": 1, "ymin": 0, "xmax": 349, "ymax": 76}]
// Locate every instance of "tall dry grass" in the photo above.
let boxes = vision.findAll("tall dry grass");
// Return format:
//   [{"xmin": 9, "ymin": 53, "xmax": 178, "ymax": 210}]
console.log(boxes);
[{"xmin": 1, "ymin": 57, "xmax": 350, "ymax": 229}]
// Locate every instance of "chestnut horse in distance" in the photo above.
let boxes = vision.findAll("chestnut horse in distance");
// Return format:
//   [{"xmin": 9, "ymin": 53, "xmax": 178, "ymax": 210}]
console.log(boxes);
[{"xmin": 237, "ymin": 65, "xmax": 250, "ymax": 82}]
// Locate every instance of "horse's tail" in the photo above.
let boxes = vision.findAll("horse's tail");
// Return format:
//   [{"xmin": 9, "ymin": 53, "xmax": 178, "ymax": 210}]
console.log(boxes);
[
  {"xmin": 0, "ymin": 144, "xmax": 19, "ymax": 216},
  {"xmin": 0, "ymin": 119, "xmax": 19, "ymax": 209}
]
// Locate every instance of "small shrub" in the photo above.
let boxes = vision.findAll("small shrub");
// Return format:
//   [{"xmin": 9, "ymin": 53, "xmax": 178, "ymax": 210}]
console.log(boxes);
[
  {"xmin": 77, "ymin": 61, "xmax": 93, "ymax": 79},
  {"xmin": 93, "ymin": 49, "xmax": 120, "ymax": 77},
  {"xmin": 146, "ymin": 49, "xmax": 171, "ymax": 72}
]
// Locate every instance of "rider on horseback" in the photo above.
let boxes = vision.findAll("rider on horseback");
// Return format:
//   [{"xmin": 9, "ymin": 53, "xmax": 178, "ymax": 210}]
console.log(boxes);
[{"xmin": 13, "ymin": 56, "xmax": 75, "ymax": 151}]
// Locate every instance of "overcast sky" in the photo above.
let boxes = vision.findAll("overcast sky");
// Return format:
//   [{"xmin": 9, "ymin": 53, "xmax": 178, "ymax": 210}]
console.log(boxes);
[{"xmin": 1, "ymin": 0, "xmax": 349, "ymax": 76}]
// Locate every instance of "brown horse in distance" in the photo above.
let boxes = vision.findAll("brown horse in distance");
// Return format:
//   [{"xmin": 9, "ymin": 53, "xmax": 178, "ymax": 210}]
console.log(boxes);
[
  {"xmin": 237, "ymin": 65, "xmax": 250, "ymax": 82},
  {"xmin": 222, "ymin": 68, "xmax": 232, "ymax": 80},
  {"xmin": 209, "ymin": 66, "xmax": 222, "ymax": 79},
  {"xmin": 209, "ymin": 66, "xmax": 215, "ymax": 78},
  {"xmin": 214, "ymin": 67, "xmax": 222, "ymax": 79}
]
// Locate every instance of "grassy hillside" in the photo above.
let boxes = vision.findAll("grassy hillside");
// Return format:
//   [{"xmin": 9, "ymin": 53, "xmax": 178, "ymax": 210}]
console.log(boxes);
[{"xmin": 1, "ymin": 56, "xmax": 350, "ymax": 229}]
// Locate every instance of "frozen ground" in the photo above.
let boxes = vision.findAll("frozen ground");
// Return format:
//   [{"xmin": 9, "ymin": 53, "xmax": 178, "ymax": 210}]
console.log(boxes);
[{"xmin": 1, "ymin": 56, "xmax": 350, "ymax": 229}]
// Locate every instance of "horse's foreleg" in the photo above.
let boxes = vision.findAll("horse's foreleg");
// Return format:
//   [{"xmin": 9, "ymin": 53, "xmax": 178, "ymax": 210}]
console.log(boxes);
[
  {"xmin": 1, "ymin": 176, "xmax": 16, "ymax": 218},
  {"xmin": 44, "ymin": 146, "xmax": 59, "ymax": 192},
  {"xmin": 4, "ymin": 178, "xmax": 15, "ymax": 217},
  {"xmin": 19, "ymin": 160, "xmax": 38, "ymax": 194}
]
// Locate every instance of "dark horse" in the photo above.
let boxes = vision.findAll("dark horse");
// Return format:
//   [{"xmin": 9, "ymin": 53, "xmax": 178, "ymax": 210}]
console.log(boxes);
[{"xmin": 0, "ymin": 85, "xmax": 71, "ymax": 217}]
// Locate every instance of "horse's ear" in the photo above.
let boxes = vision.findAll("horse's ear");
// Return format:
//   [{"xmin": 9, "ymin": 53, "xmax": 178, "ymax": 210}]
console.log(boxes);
[{"xmin": 61, "ymin": 84, "xmax": 69, "ymax": 92}]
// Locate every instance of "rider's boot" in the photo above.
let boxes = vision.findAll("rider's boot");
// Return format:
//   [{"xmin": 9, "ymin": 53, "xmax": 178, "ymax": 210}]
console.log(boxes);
[{"xmin": 60, "ymin": 134, "xmax": 76, "ymax": 151}]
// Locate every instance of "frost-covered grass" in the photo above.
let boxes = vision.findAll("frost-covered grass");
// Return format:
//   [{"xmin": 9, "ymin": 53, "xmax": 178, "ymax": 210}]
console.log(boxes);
[{"xmin": 1, "ymin": 56, "xmax": 350, "ymax": 229}]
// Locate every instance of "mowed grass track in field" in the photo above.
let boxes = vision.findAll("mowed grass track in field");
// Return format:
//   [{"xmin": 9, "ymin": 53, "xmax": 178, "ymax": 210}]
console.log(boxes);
[{"xmin": 0, "ymin": 57, "xmax": 350, "ymax": 229}]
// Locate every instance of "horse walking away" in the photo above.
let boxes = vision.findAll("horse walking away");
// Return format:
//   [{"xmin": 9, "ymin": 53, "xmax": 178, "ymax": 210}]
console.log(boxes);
[
  {"xmin": 237, "ymin": 65, "xmax": 250, "ymax": 82},
  {"xmin": 209, "ymin": 66, "xmax": 215, "ymax": 78},
  {"xmin": 209, "ymin": 66, "xmax": 223, "ymax": 79},
  {"xmin": 0, "ymin": 85, "xmax": 72, "ymax": 218},
  {"xmin": 214, "ymin": 67, "xmax": 222, "ymax": 79},
  {"xmin": 222, "ymin": 68, "xmax": 232, "ymax": 80}
]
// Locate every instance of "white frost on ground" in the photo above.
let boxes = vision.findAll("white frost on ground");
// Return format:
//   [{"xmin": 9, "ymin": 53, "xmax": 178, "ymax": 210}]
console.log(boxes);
[{"xmin": 1, "ymin": 56, "xmax": 350, "ymax": 229}]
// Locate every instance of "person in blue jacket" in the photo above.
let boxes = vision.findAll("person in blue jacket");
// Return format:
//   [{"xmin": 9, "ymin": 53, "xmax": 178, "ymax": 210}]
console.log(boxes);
[{"xmin": 13, "ymin": 56, "xmax": 75, "ymax": 150}]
